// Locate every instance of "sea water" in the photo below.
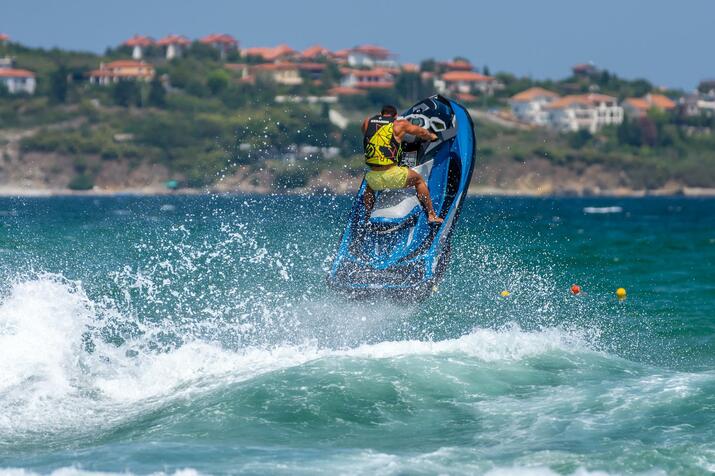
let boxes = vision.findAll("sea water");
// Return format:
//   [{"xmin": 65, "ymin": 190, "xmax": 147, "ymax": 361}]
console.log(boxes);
[{"xmin": 0, "ymin": 195, "xmax": 713, "ymax": 475}]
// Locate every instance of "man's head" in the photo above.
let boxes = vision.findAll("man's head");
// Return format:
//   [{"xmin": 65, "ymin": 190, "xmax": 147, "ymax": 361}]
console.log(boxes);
[{"xmin": 381, "ymin": 105, "xmax": 397, "ymax": 117}]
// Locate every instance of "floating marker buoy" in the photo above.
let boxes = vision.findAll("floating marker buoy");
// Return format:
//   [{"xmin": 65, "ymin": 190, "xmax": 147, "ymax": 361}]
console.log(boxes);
[
  {"xmin": 616, "ymin": 287, "xmax": 627, "ymax": 300},
  {"xmin": 571, "ymin": 284, "xmax": 581, "ymax": 295},
  {"xmin": 500, "ymin": 290, "xmax": 510, "ymax": 297}
]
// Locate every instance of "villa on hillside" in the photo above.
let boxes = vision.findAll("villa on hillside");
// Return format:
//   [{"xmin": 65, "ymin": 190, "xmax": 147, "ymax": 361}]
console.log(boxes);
[
  {"xmin": 0, "ymin": 33, "xmax": 9, "ymax": 44},
  {"xmin": 157, "ymin": 35, "xmax": 191, "ymax": 59},
  {"xmin": 241, "ymin": 45, "xmax": 296, "ymax": 63},
  {"xmin": 347, "ymin": 44, "xmax": 398, "ymax": 69},
  {"xmin": 88, "ymin": 60, "xmax": 155, "ymax": 85},
  {"xmin": 0, "ymin": 60, "xmax": 36, "ymax": 94},
  {"xmin": 545, "ymin": 94, "xmax": 623, "ymax": 133},
  {"xmin": 123, "ymin": 35, "xmax": 154, "ymax": 60},
  {"xmin": 250, "ymin": 63, "xmax": 303, "ymax": 85},
  {"xmin": 435, "ymin": 71, "xmax": 503, "ymax": 96},
  {"xmin": 509, "ymin": 87, "xmax": 560, "ymax": 125},
  {"xmin": 622, "ymin": 94, "xmax": 676, "ymax": 118},
  {"xmin": 199, "ymin": 34, "xmax": 238, "ymax": 59},
  {"xmin": 340, "ymin": 68, "xmax": 395, "ymax": 89}
]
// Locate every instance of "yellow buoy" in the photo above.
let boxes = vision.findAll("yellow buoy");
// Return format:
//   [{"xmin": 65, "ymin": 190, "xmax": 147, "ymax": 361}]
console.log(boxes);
[
  {"xmin": 616, "ymin": 287, "xmax": 627, "ymax": 300},
  {"xmin": 500, "ymin": 290, "xmax": 510, "ymax": 297}
]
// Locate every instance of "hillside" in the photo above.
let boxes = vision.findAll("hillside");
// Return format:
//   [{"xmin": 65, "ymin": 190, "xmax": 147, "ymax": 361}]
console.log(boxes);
[{"xmin": 1, "ymin": 41, "xmax": 715, "ymax": 196}]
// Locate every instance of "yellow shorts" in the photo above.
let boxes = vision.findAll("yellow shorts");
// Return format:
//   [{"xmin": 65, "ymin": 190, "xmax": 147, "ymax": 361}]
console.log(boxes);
[{"xmin": 365, "ymin": 166, "xmax": 409, "ymax": 191}]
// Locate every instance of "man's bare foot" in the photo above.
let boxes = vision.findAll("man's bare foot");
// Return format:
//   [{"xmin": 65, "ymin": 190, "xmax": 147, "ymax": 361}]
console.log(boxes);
[{"xmin": 427, "ymin": 214, "xmax": 444, "ymax": 224}]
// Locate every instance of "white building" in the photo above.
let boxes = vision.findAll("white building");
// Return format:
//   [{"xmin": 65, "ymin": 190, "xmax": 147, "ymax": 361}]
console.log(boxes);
[
  {"xmin": 122, "ymin": 35, "xmax": 154, "ymax": 60},
  {"xmin": 157, "ymin": 34, "xmax": 191, "ymax": 59},
  {"xmin": 509, "ymin": 87, "xmax": 560, "ymax": 125},
  {"xmin": 434, "ymin": 71, "xmax": 503, "ymax": 96},
  {"xmin": 340, "ymin": 68, "xmax": 395, "ymax": 89},
  {"xmin": 545, "ymin": 94, "xmax": 623, "ymax": 133},
  {"xmin": 0, "ymin": 68, "xmax": 36, "ymax": 94},
  {"xmin": 347, "ymin": 44, "xmax": 398, "ymax": 69}
]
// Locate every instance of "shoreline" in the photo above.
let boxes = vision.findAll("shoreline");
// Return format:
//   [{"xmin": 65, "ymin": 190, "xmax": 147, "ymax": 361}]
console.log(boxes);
[{"xmin": 2, "ymin": 185, "xmax": 715, "ymax": 198}]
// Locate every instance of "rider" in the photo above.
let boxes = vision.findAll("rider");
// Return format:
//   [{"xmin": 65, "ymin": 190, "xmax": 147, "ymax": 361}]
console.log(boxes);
[{"xmin": 362, "ymin": 105, "xmax": 444, "ymax": 224}]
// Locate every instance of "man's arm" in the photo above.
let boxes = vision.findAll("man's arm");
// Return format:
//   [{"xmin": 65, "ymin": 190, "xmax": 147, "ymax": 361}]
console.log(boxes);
[{"xmin": 393, "ymin": 119, "xmax": 438, "ymax": 142}]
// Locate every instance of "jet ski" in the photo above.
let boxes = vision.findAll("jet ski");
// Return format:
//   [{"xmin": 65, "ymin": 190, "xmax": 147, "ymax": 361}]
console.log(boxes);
[{"xmin": 327, "ymin": 95, "xmax": 476, "ymax": 299}]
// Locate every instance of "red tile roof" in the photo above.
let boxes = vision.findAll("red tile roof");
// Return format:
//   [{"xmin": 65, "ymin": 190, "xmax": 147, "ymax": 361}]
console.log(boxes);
[
  {"xmin": 242, "ymin": 44, "xmax": 296, "ymax": 62},
  {"xmin": 624, "ymin": 94, "xmax": 676, "ymax": 111},
  {"xmin": 623, "ymin": 98, "xmax": 650, "ymax": 111},
  {"xmin": 103, "ymin": 60, "xmax": 152, "ymax": 69},
  {"xmin": 328, "ymin": 86, "xmax": 367, "ymax": 96},
  {"xmin": 88, "ymin": 60, "xmax": 154, "ymax": 79},
  {"xmin": 545, "ymin": 94, "xmax": 617, "ymax": 110},
  {"xmin": 301, "ymin": 45, "xmax": 331, "ymax": 59},
  {"xmin": 455, "ymin": 92, "xmax": 478, "ymax": 102},
  {"xmin": 333, "ymin": 49, "xmax": 350, "ymax": 59},
  {"xmin": 123, "ymin": 34, "xmax": 154, "ymax": 47},
  {"xmin": 199, "ymin": 33, "xmax": 238, "ymax": 46},
  {"xmin": 648, "ymin": 94, "xmax": 676, "ymax": 110},
  {"xmin": 0, "ymin": 33, "xmax": 10, "ymax": 42},
  {"xmin": 251, "ymin": 62, "xmax": 300, "ymax": 72},
  {"xmin": 350, "ymin": 44, "xmax": 391, "ymax": 59},
  {"xmin": 442, "ymin": 60, "xmax": 473, "ymax": 71},
  {"xmin": 345, "ymin": 68, "xmax": 392, "ymax": 79},
  {"xmin": 0, "ymin": 68, "xmax": 34, "ymax": 78},
  {"xmin": 441, "ymin": 71, "xmax": 494, "ymax": 82},
  {"xmin": 401, "ymin": 63, "xmax": 419, "ymax": 73},
  {"xmin": 157, "ymin": 34, "xmax": 191, "ymax": 46},
  {"xmin": 511, "ymin": 87, "xmax": 560, "ymax": 102}
]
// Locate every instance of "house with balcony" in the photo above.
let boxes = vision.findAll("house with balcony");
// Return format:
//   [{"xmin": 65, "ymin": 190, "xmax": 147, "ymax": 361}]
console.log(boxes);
[
  {"xmin": 340, "ymin": 68, "xmax": 395, "ymax": 89},
  {"xmin": 88, "ymin": 60, "xmax": 155, "ymax": 85},
  {"xmin": 545, "ymin": 94, "xmax": 623, "ymax": 133},
  {"xmin": 0, "ymin": 66, "xmax": 36, "ymax": 94},
  {"xmin": 509, "ymin": 87, "xmax": 560, "ymax": 126},
  {"xmin": 0, "ymin": 33, "xmax": 9, "ymax": 45},
  {"xmin": 678, "ymin": 93, "xmax": 715, "ymax": 117},
  {"xmin": 622, "ymin": 93, "xmax": 676, "ymax": 118},
  {"xmin": 435, "ymin": 71, "xmax": 503, "ymax": 96},
  {"xmin": 199, "ymin": 34, "xmax": 238, "ymax": 59},
  {"xmin": 123, "ymin": 35, "xmax": 155, "ymax": 60},
  {"xmin": 250, "ymin": 63, "xmax": 303, "ymax": 86},
  {"xmin": 157, "ymin": 34, "xmax": 191, "ymax": 59},
  {"xmin": 347, "ymin": 44, "xmax": 398, "ymax": 69}
]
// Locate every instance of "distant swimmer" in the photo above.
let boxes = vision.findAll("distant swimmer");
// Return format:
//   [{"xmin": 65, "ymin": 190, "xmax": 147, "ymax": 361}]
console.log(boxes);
[{"xmin": 361, "ymin": 105, "xmax": 444, "ymax": 224}]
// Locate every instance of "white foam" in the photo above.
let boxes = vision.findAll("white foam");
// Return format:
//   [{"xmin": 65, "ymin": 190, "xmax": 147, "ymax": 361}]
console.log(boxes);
[{"xmin": 0, "ymin": 275, "xmax": 594, "ymax": 440}]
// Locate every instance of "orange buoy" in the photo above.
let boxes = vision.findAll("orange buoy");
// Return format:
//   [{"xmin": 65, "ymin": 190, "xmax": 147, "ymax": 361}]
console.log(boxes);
[{"xmin": 570, "ymin": 284, "xmax": 581, "ymax": 295}]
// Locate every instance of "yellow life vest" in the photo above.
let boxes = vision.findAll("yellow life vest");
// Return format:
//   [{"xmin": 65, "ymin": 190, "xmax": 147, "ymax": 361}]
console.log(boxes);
[{"xmin": 364, "ymin": 117, "xmax": 402, "ymax": 166}]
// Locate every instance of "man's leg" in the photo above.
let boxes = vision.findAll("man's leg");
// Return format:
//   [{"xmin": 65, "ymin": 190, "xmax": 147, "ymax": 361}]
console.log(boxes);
[
  {"xmin": 405, "ymin": 169, "xmax": 443, "ymax": 224},
  {"xmin": 363, "ymin": 184, "xmax": 375, "ymax": 221}
]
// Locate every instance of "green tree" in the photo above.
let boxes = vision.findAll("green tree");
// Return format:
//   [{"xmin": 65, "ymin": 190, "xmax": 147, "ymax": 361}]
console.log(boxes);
[
  {"xmin": 147, "ymin": 78, "xmax": 166, "ymax": 107},
  {"xmin": 568, "ymin": 129, "xmax": 592, "ymax": 149},
  {"xmin": 320, "ymin": 62, "xmax": 341, "ymax": 88},
  {"xmin": 207, "ymin": 69, "xmax": 230, "ymax": 95},
  {"xmin": 420, "ymin": 59, "xmax": 436, "ymax": 72},
  {"xmin": 49, "ymin": 65, "xmax": 69, "ymax": 103},
  {"xmin": 113, "ymin": 80, "xmax": 141, "ymax": 107}
]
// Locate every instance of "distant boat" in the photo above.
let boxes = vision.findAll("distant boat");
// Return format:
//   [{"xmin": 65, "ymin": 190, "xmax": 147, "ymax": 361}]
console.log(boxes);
[{"xmin": 583, "ymin": 206, "xmax": 623, "ymax": 214}]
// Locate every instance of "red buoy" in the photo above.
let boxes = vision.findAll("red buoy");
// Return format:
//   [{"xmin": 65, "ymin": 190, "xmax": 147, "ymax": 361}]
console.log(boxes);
[{"xmin": 571, "ymin": 284, "xmax": 581, "ymax": 295}]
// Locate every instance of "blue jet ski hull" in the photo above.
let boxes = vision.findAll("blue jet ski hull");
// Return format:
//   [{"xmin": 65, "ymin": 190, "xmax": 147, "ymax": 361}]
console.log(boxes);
[{"xmin": 328, "ymin": 95, "xmax": 476, "ymax": 299}]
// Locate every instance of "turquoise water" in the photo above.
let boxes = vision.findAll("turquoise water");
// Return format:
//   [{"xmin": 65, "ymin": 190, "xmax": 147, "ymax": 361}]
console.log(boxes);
[{"xmin": 0, "ymin": 195, "xmax": 714, "ymax": 475}]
